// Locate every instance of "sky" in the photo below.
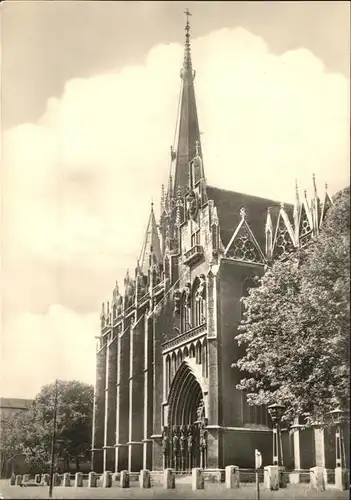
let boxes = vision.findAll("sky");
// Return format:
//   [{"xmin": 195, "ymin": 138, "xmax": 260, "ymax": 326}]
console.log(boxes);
[{"xmin": 1, "ymin": 1, "xmax": 350, "ymax": 398}]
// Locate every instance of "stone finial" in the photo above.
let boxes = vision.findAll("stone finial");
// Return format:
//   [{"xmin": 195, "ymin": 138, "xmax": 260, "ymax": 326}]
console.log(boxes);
[
  {"xmin": 280, "ymin": 202, "xmax": 285, "ymax": 210},
  {"xmin": 113, "ymin": 280, "xmax": 119, "ymax": 300},
  {"xmin": 195, "ymin": 139, "xmax": 200, "ymax": 156},
  {"xmin": 295, "ymin": 179, "xmax": 300, "ymax": 205},
  {"xmin": 312, "ymin": 173, "xmax": 318, "ymax": 199},
  {"xmin": 325, "ymin": 182, "xmax": 328, "ymax": 192},
  {"xmin": 124, "ymin": 268, "xmax": 130, "ymax": 286},
  {"xmin": 100, "ymin": 302, "xmax": 105, "ymax": 319},
  {"xmin": 240, "ymin": 207, "xmax": 246, "ymax": 220}
]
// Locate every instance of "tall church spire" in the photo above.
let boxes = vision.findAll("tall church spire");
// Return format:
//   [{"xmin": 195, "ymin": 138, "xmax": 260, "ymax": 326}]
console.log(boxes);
[{"xmin": 173, "ymin": 9, "xmax": 203, "ymax": 196}]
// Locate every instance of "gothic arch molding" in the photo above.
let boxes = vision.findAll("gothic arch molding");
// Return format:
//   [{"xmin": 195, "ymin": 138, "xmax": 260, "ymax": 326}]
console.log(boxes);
[{"xmin": 167, "ymin": 361, "xmax": 204, "ymax": 427}]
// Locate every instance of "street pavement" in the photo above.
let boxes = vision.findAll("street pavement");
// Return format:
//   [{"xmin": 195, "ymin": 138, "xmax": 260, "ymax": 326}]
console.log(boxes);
[{"xmin": 0, "ymin": 480, "xmax": 349, "ymax": 500}]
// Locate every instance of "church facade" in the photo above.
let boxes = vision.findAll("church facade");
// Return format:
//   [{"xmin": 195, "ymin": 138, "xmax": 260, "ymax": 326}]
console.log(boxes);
[{"xmin": 91, "ymin": 15, "xmax": 333, "ymax": 474}]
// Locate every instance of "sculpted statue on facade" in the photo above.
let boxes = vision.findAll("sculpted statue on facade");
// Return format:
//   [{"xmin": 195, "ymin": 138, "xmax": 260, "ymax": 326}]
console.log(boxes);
[
  {"xmin": 184, "ymin": 282, "xmax": 191, "ymax": 308},
  {"xmin": 195, "ymin": 274, "xmax": 206, "ymax": 302},
  {"xmin": 162, "ymin": 428, "xmax": 169, "ymax": 455},
  {"xmin": 173, "ymin": 289, "xmax": 181, "ymax": 315},
  {"xmin": 172, "ymin": 426, "xmax": 179, "ymax": 457}
]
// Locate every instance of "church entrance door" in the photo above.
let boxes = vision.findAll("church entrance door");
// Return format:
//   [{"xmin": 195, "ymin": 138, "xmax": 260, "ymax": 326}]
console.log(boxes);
[{"xmin": 162, "ymin": 362, "xmax": 208, "ymax": 472}]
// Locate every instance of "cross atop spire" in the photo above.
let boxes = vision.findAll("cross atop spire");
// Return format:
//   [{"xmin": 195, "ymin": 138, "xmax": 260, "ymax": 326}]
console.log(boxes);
[{"xmin": 182, "ymin": 8, "xmax": 193, "ymax": 76}]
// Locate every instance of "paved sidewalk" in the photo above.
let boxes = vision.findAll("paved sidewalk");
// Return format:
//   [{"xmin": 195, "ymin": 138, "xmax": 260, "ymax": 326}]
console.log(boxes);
[{"xmin": 0, "ymin": 480, "xmax": 349, "ymax": 500}]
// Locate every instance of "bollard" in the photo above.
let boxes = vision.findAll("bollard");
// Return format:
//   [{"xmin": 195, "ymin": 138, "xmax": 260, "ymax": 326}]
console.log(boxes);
[
  {"xmin": 42, "ymin": 473, "xmax": 50, "ymax": 485},
  {"xmin": 10, "ymin": 473, "xmax": 16, "ymax": 486},
  {"xmin": 34, "ymin": 474, "xmax": 41, "ymax": 484},
  {"xmin": 264, "ymin": 466, "xmax": 279, "ymax": 490},
  {"xmin": 23, "ymin": 474, "xmax": 30, "ymax": 483},
  {"xmin": 139, "ymin": 469, "xmax": 151, "ymax": 489},
  {"xmin": 15, "ymin": 475, "xmax": 22, "ymax": 486},
  {"xmin": 192, "ymin": 468, "xmax": 204, "ymax": 490},
  {"xmin": 88, "ymin": 471, "xmax": 97, "ymax": 487},
  {"xmin": 163, "ymin": 468, "xmax": 175, "ymax": 489},
  {"xmin": 53, "ymin": 473, "xmax": 61, "ymax": 486},
  {"xmin": 74, "ymin": 472, "xmax": 83, "ymax": 487},
  {"xmin": 62, "ymin": 472, "xmax": 71, "ymax": 487},
  {"xmin": 225, "ymin": 465, "xmax": 240, "ymax": 489},
  {"xmin": 120, "ymin": 470, "xmax": 130, "ymax": 488},
  {"xmin": 335, "ymin": 468, "xmax": 348, "ymax": 491},
  {"xmin": 310, "ymin": 467, "xmax": 327, "ymax": 491},
  {"xmin": 103, "ymin": 471, "xmax": 112, "ymax": 488}
]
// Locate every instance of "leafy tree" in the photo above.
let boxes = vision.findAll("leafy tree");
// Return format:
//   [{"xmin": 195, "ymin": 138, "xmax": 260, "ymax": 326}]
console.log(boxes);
[
  {"xmin": 1, "ymin": 380, "xmax": 94, "ymax": 473},
  {"xmin": 234, "ymin": 187, "xmax": 350, "ymax": 426}
]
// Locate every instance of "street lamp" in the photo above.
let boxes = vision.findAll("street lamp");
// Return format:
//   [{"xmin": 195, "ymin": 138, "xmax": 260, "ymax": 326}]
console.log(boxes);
[
  {"xmin": 328, "ymin": 407, "xmax": 349, "ymax": 490},
  {"xmin": 328, "ymin": 408, "xmax": 346, "ymax": 469},
  {"xmin": 267, "ymin": 403, "xmax": 285, "ymax": 467}
]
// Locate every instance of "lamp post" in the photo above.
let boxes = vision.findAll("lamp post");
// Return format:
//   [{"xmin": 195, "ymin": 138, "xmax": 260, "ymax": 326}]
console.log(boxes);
[
  {"xmin": 48, "ymin": 380, "xmax": 58, "ymax": 499},
  {"xmin": 328, "ymin": 407, "xmax": 349, "ymax": 490},
  {"xmin": 328, "ymin": 408, "xmax": 346, "ymax": 469},
  {"xmin": 267, "ymin": 403, "xmax": 285, "ymax": 467}
]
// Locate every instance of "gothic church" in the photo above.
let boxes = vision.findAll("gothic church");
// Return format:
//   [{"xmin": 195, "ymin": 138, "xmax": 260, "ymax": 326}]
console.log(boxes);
[{"xmin": 91, "ymin": 13, "xmax": 333, "ymax": 475}]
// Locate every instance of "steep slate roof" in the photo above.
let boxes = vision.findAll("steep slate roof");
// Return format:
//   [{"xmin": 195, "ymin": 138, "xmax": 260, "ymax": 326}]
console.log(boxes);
[{"xmin": 206, "ymin": 185, "xmax": 293, "ymax": 250}]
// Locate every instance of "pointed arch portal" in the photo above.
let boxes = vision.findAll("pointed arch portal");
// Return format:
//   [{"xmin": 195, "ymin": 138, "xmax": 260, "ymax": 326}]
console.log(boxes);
[
  {"xmin": 168, "ymin": 361, "xmax": 203, "ymax": 427},
  {"xmin": 164, "ymin": 361, "xmax": 207, "ymax": 471}
]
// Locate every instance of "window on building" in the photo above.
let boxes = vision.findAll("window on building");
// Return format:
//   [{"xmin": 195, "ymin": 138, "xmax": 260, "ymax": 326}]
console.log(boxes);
[{"xmin": 191, "ymin": 230, "xmax": 200, "ymax": 247}]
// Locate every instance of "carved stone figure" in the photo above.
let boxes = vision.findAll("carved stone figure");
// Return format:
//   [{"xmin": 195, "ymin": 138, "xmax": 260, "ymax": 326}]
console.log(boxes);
[
  {"xmin": 197, "ymin": 400, "xmax": 205, "ymax": 422},
  {"xmin": 162, "ymin": 428, "xmax": 169, "ymax": 455},
  {"xmin": 180, "ymin": 426, "xmax": 186, "ymax": 454},
  {"xmin": 172, "ymin": 427, "xmax": 179, "ymax": 456},
  {"xmin": 187, "ymin": 427, "xmax": 193, "ymax": 450},
  {"xmin": 187, "ymin": 190, "xmax": 199, "ymax": 221},
  {"xmin": 184, "ymin": 282, "xmax": 191, "ymax": 308},
  {"xmin": 173, "ymin": 289, "xmax": 181, "ymax": 315},
  {"xmin": 195, "ymin": 274, "xmax": 206, "ymax": 302}
]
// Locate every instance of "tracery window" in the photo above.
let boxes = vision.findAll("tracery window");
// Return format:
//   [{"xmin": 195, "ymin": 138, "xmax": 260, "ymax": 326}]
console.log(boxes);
[
  {"xmin": 273, "ymin": 217, "xmax": 295, "ymax": 259},
  {"xmin": 226, "ymin": 227, "xmax": 261, "ymax": 263}
]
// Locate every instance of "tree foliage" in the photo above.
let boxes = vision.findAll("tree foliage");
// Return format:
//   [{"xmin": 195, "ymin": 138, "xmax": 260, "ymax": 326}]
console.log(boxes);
[
  {"xmin": 0, "ymin": 380, "xmax": 94, "ymax": 473},
  {"xmin": 234, "ymin": 187, "xmax": 350, "ymax": 425}
]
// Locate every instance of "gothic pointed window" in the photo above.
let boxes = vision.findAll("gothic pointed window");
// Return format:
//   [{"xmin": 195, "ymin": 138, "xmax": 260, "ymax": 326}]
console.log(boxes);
[
  {"xmin": 171, "ymin": 352, "xmax": 177, "ymax": 379},
  {"xmin": 191, "ymin": 230, "xmax": 200, "ymax": 247},
  {"xmin": 180, "ymin": 292, "xmax": 189, "ymax": 333},
  {"xmin": 165, "ymin": 355, "xmax": 171, "ymax": 394},
  {"xmin": 202, "ymin": 338, "xmax": 208, "ymax": 377},
  {"xmin": 195, "ymin": 341, "xmax": 202, "ymax": 364}
]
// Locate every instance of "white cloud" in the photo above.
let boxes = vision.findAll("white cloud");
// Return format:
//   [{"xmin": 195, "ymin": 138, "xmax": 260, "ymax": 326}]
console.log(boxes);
[
  {"xmin": 0, "ymin": 306, "xmax": 98, "ymax": 398},
  {"xmin": 1, "ymin": 27, "xmax": 349, "ymax": 397}
]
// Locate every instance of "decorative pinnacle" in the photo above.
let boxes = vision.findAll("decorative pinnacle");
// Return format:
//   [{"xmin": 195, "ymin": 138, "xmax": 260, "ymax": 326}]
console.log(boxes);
[
  {"xmin": 240, "ymin": 207, "xmax": 246, "ymax": 220},
  {"xmin": 312, "ymin": 173, "xmax": 318, "ymax": 199},
  {"xmin": 325, "ymin": 182, "xmax": 328, "ymax": 192},
  {"xmin": 195, "ymin": 139, "xmax": 200, "ymax": 156},
  {"xmin": 182, "ymin": 8, "xmax": 193, "ymax": 74},
  {"xmin": 295, "ymin": 179, "xmax": 300, "ymax": 205}
]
